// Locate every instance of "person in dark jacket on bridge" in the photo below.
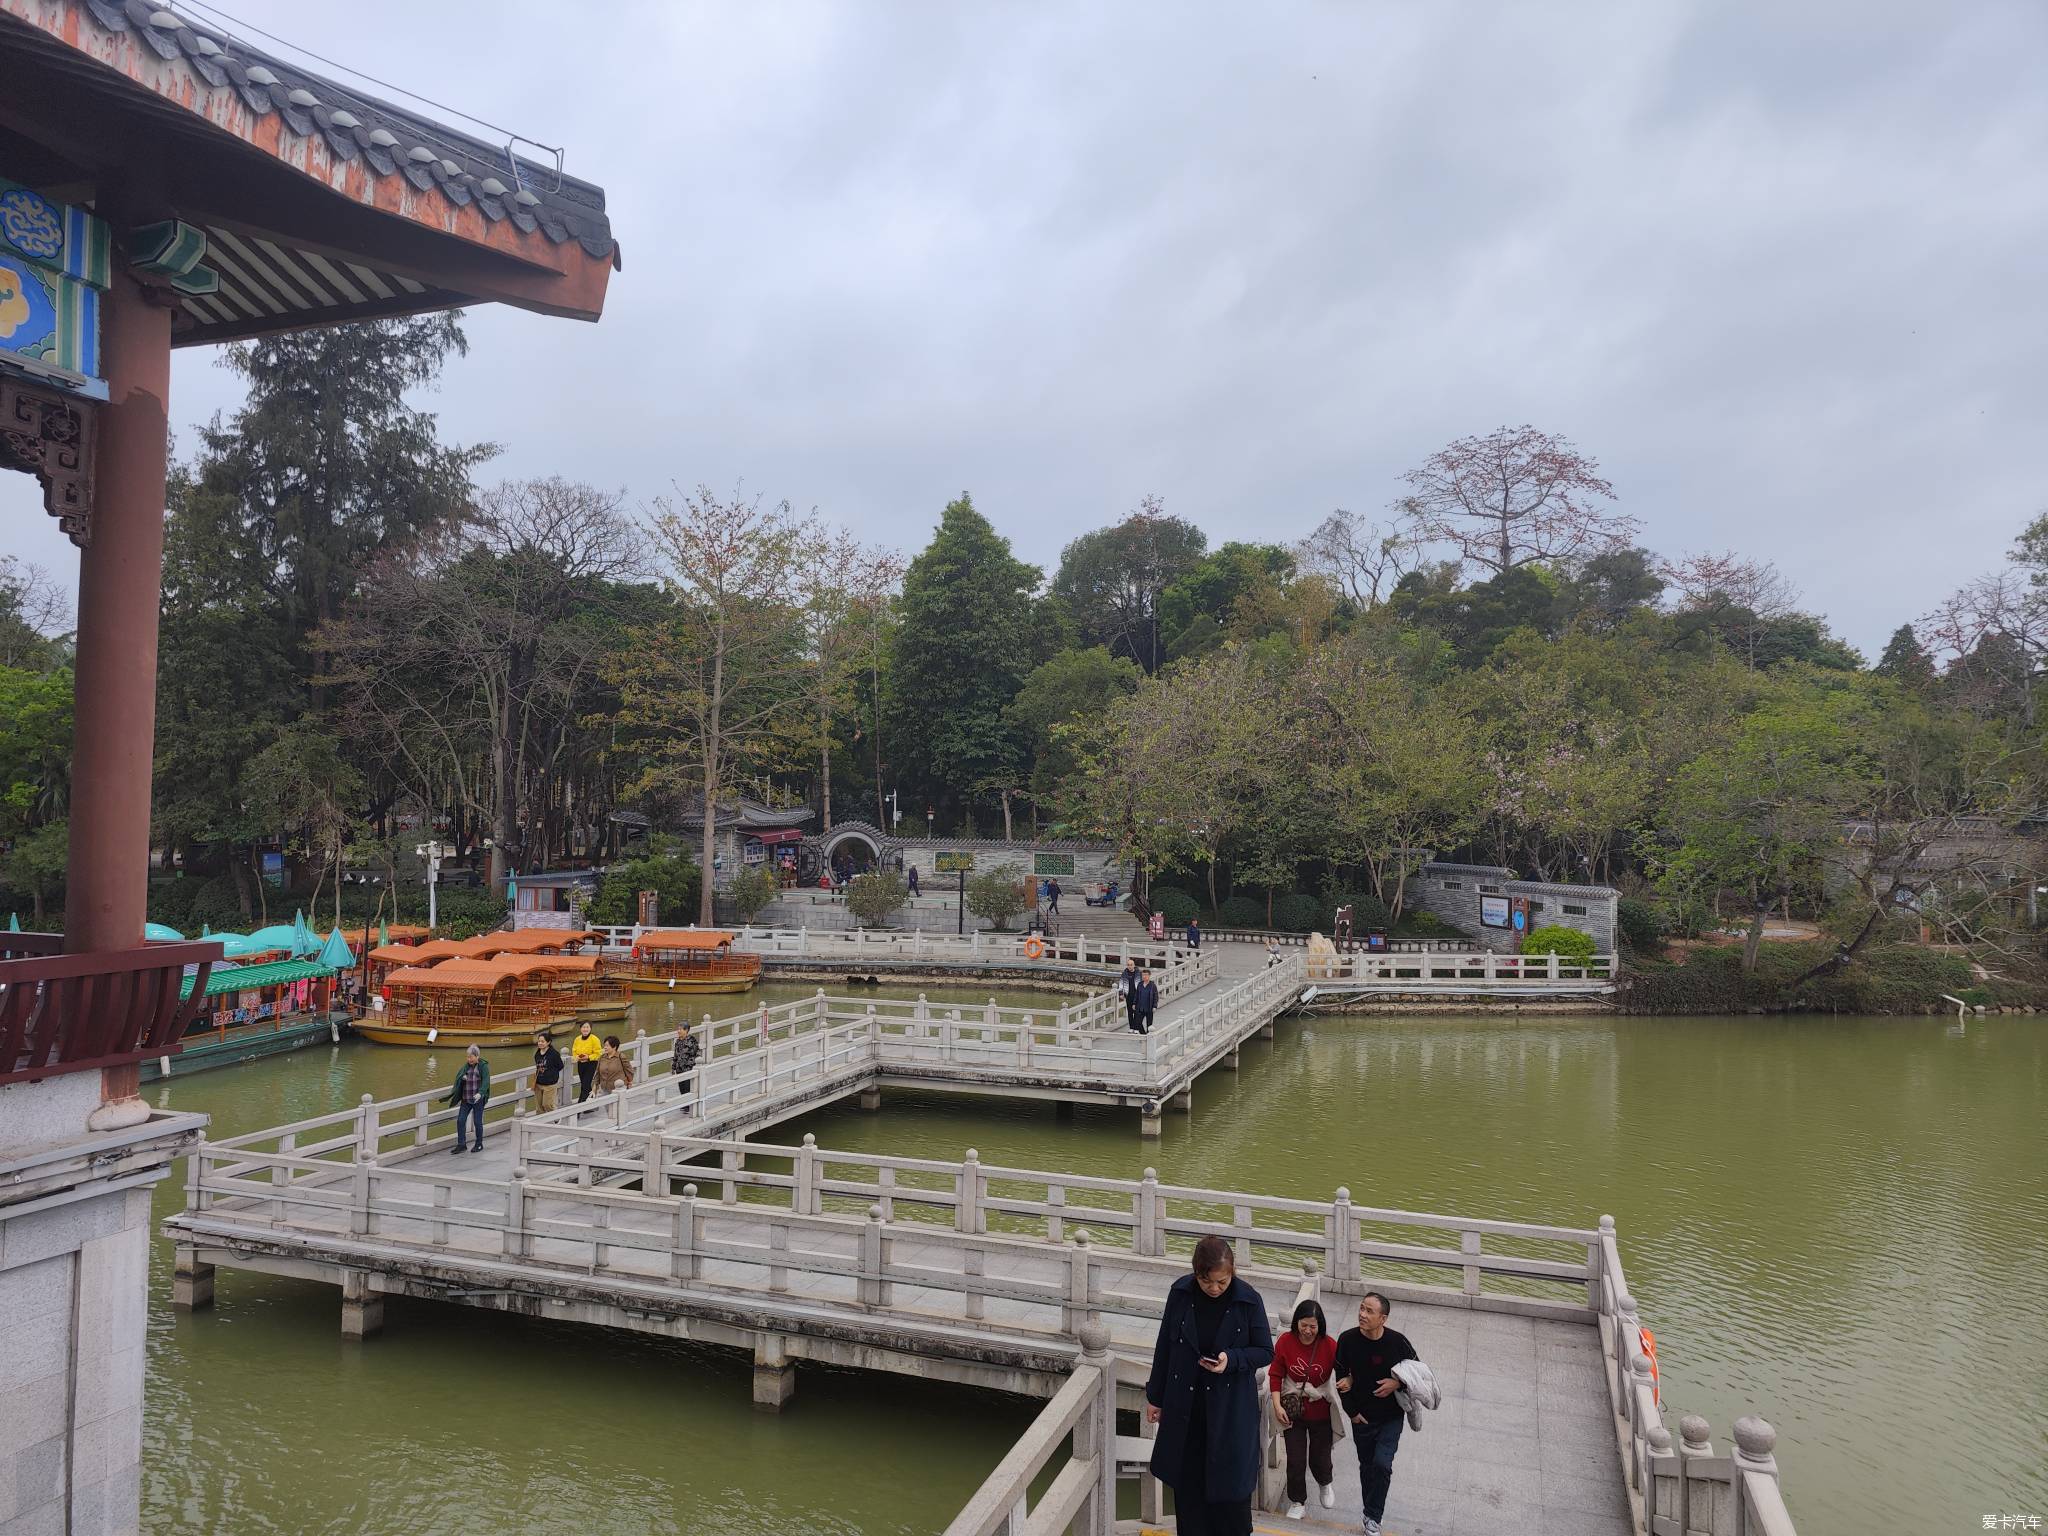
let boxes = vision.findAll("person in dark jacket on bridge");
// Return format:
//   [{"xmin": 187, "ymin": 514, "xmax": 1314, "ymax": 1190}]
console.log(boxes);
[
  {"xmin": 443, "ymin": 1045, "xmax": 490, "ymax": 1153},
  {"xmin": 1134, "ymin": 968, "xmax": 1159, "ymax": 1035},
  {"xmin": 531, "ymin": 1032, "xmax": 563, "ymax": 1114},
  {"xmin": 1145, "ymin": 1234, "xmax": 1273, "ymax": 1536},
  {"xmin": 670, "ymin": 1020, "xmax": 700, "ymax": 1111}
]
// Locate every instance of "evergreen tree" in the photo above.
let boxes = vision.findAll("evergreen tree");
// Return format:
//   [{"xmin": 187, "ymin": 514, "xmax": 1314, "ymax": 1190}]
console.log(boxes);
[
  {"xmin": 885, "ymin": 495, "xmax": 1040, "ymax": 822},
  {"xmin": 1874, "ymin": 623, "xmax": 1936, "ymax": 689}
]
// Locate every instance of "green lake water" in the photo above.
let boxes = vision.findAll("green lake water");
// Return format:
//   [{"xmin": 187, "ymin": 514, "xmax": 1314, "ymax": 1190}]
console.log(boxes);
[{"xmin": 140, "ymin": 990, "xmax": 2047, "ymax": 1535}]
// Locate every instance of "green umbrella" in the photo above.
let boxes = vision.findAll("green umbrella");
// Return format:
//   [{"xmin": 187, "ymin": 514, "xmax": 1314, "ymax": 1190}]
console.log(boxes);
[
  {"xmin": 290, "ymin": 910, "xmax": 316, "ymax": 957},
  {"xmin": 6, "ymin": 912, "xmax": 18, "ymax": 932},
  {"xmin": 379, "ymin": 920, "xmax": 390, "ymax": 948},
  {"xmin": 317, "ymin": 928, "xmax": 355, "ymax": 969}
]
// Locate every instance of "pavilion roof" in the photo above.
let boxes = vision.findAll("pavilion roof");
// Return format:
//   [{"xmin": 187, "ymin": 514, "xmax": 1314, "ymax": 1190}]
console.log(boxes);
[{"xmin": 0, "ymin": 0, "xmax": 618, "ymax": 343}]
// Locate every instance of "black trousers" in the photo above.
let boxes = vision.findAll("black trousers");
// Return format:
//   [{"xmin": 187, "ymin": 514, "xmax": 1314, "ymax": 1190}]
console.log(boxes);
[
  {"xmin": 576, "ymin": 1060, "xmax": 597, "ymax": 1102},
  {"xmin": 1283, "ymin": 1416, "xmax": 1334, "ymax": 1504}
]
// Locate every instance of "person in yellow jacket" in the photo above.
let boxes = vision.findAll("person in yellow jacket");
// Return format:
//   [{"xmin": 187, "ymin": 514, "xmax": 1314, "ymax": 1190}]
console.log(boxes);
[{"xmin": 571, "ymin": 1020, "xmax": 603, "ymax": 1102}]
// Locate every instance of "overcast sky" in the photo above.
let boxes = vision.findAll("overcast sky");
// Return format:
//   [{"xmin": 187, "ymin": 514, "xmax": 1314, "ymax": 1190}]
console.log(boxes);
[{"xmin": 7, "ymin": 0, "xmax": 2046, "ymax": 656}]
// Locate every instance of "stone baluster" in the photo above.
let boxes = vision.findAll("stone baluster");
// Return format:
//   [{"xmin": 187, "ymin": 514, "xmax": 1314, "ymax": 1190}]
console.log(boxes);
[
  {"xmin": 795, "ymin": 1133, "xmax": 820, "ymax": 1215},
  {"xmin": 1138, "ymin": 1167, "xmax": 1162, "ymax": 1256},
  {"xmin": 349, "ymin": 1153, "xmax": 374, "ymax": 1237},
  {"xmin": 1733, "ymin": 1416, "xmax": 1782, "ymax": 1531},
  {"xmin": 1063, "ymin": 1228, "xmax": 1095, "ymax": 1334},
  {"xmin": 1678, "ymin": 1415, "xmax": 1717, "ymax": 1535},
  {"xmin": 958, "ymin": 1148, "xmax": 983, "ymax": 1233},
  {"xmin": 643, "ymin": 1130, "xmax": 664, "ymax": 1197},
  {"xmin": 1330, "ymin": 1186, "xmax": 1354, "ymax": 1285},
  {"xmin": 504, "ymin": 1166, "xmax": 528, "ymax": 1258},
  {"xmin": 1074, "ymin": 1321, "xmax": 1118, "ymax": 1534},
  {"xmin": 355, "ymin": 1092, "xmax": 376, "ymax": 1160},
  {"xmin": 860, "ymin": 1202, "xmax": 889, "ymax": 1307}
]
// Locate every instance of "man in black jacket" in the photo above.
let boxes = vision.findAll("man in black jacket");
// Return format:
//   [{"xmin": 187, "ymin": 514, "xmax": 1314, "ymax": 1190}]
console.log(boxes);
[
  {"xmin": 1134, "ymin": 968, "xmax": 1159, "ymax": 1035},
  {"xmin": 1333, "ymin": 1292, "xmax": 1418, "ymax": 1536},
  {"xmin": 531, "ymin": 1033, "xmax": 564, "ymax": 1114}
]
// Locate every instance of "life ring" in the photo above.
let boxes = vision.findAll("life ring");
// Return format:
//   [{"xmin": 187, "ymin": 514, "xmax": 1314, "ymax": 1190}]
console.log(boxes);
[
  {"xmin": 1638, "ymin": 1328, "xmax": 1661, "ymax": 1406},
  {"xmin": 1023, "ymin": 937, "xmax": 1045, "ymax": 959}
]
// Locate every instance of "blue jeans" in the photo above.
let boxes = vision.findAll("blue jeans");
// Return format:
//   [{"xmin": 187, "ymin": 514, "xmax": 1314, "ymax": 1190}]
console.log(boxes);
[
  {"xmin": 1352, "ymin": 1415, "xmax": 1403, "ymax": 1522},
  {"xmin": 456, "ymin": 1099, "xmax": 485, "ymax": 1149}
]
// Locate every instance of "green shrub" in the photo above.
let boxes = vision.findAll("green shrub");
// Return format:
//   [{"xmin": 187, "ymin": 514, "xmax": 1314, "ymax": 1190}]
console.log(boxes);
[
  {"xmin": 587, "ymin": 852, "xmax": 700, "ymax": 926},
  {"xmin": 1273, "ymin": 892, "xmax": 1324, "ymax": 933},
  {"xmin": 1151, "ymin": 888, "xmax": 1200, "ymax": 928},
  {"xmin": 1149, "ymin": 884, "xmax": 1196, "ymax": 912},
  {"xmin": 726, "ymin": 867, "xmax": 780, "ymax": 924},
  {"xmin": 847, "ymin": 871, "xmax": 908, "ymax": 928},
  {"xmin": 1218, "ymin": 895, "xmax": 1267, "ymax": 929},
  {"xmin": 1624, "ymin": 940, "xmax": 1985, "ymax": 1014},
  {"xmin": 966, "ymin": 868, "xmax": 1031, "ymax": 931},
  {"xmin": 1616, "ymin": 897, "xmax": 1661, "ymax": 952},
  {"xmin": 1523, "ymin": 925, "xmax": 1597, "ymax": 964}
]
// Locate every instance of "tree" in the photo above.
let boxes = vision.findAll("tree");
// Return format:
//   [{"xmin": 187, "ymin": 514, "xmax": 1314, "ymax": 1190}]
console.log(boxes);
[
  {"xmin": 1663, "ymin": 551, "xmax": 1801, "ymax": 669},
  {"xmin": 1156, "ymin": 543, "xmax": 1296, "ymax": 660},
  {"xmin": 790, "ymin": 531, "xmax": 901, "ymax": 832},
  {"xmin": 1651, "ymin": 686, "xmax": 1868, "ymax": 972},
  {"xmin": 964, "ymin": 867, "xmax": 1029, "ymax": 931},
  {"xmin": 324, "ymin": 477, "xmax": 642, "ymax": 883},
  {"xmin": 3, "ymin": 820, "xmax": 67, "ymax": 926},
  {"xmin": 1874, "ymin": 624, "xmax": 1936, "ymax": 689},
  {"xmin": 1050, "ymin": 497, "xmax": 1207, "ymax": 672},
  {"xmin": 1006, "ymin": 647, "xmax": 1143, "ymax": 814},
  {"xmin": 0, "ymin": 557, "xmax": 69, "ymax": 670},
  {"xmin": 179, "ymin": 314, "xmax": 493, "ymax": 708},
  {"xmin": 1296, "ymin": 509, "xmax": 1414, "ymax": 609},
  {"xmin": 611, "ymin": 487, "xmax": 812, "ymax": 923},
  {"xmin": 846, "ymin": 870, "xmax": 907, "ymax": 929},
  {"xmin": 885, "ymin": 495, "xmax": 1040, "ymax": 822},
  {"xmin": 239, "ymin": 723, "xmax": 365, "ymax": 930},
  {"xmin": 1399, "ymin": 425, "xmax": 1635, "ymax": 576}
]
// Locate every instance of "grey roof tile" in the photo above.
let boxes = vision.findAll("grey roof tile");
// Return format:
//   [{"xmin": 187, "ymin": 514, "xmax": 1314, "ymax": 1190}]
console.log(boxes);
[{"xmin": 74, "ymin": 0, "xmax": 616, "ymax": 264}]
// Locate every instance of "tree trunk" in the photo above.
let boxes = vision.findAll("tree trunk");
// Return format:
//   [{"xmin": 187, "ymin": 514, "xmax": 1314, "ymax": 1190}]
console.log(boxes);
[
  {"xmin": 999, "ymin": 790, "xmax": 1013, "ymax": 842},
  {"xmin": 489, "ymin": 691, "xmax": 516, "ymax": 888},
  {"xmin": 1741, "ymin": 899, "xmax": 1769, "ymax": 975},
  {"xmin": 820, "ymin": 702, "xmax": 833, "ymax": 832},
  {"xmin": 1205, "ymin": 859, "xmax": 1218, "ymax": 913},
  {"xmin": 699, "ymin": 632, "xmax": 725, "ymax": 926}
]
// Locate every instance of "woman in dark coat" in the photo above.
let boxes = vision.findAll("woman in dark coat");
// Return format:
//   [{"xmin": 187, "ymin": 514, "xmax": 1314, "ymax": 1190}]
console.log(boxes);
[{"xmin": 1144, "ymin": 1234, "xmax": 1275, "ymax": 1536}]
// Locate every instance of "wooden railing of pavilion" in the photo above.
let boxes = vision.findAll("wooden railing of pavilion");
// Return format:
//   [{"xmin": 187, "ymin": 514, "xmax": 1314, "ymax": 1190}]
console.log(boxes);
[{"xmin": 1, "ymin": 933, "xmax": 221, "ymax": 1084}]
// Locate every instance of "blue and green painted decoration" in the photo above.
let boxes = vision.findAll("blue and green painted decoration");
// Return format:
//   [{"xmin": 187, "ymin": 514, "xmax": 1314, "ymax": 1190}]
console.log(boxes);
[{"xmin": 0, "ymin": 177, "xmax": 111, "ymax": 400}]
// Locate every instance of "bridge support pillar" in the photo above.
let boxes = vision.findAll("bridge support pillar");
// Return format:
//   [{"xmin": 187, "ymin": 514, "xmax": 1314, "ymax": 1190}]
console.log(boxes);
[
  {"xmin": 753, "ymin": 1335, "xmax": 796, "ymax": 1411},
  {"xmin": 1258, "ymin": 1017, "xmax": 1276, "ymax": 1041},
  {"xmin": 1223, "ymin": 1045, "xmax": 1240, "ymax": 1072},
  {"xmin": 1139, "ymin": 1101, "xmax": 1162, "ymax": 1139},
  {"xmin": 1170, "ymin": 1088, "xmax": 1192, "ymax": 1114},
  {"xmin": 340, "ymin": 1270, "xmax": 383, "ymax": 1340},
  {"xmin": 172, "ymin": 1247, "xmax": 213, "ymax": 1311},
  {"xmin": 858, "ymin": 1085, "xmax": 882, "ymax": 1112}
]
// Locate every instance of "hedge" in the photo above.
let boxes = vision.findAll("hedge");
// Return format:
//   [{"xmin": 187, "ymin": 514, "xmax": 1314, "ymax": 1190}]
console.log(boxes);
[
  {"xmin": 1622, "ymin": 941, "xmax": 2001, "ymax": 1014},
  {"xmin": 1615, "ymin": 896, "xmax": 1661, "ymax": 952},
  {"xmin": 1217, "ymin": 894, "xmax": 1266, "ymax": 928},
  {"xmin": 1151, "ymin": 888, "xmax": 1201, "ymax": 927}
]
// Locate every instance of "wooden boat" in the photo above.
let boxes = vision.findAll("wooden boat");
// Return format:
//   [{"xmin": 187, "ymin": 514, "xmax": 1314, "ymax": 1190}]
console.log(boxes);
[
  {"xmin": 607, "ymin": 928, "xmax": 761, "ymax": 994},
  {"xmin": 359, "ymin": 954, "xmax": 630, "ymax": 1046}
]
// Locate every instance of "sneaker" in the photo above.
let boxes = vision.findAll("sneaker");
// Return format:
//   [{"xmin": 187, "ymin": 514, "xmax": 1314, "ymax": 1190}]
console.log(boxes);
[
  {"xmin": 1364, "ymin": 1520, "xmax": 1381, "ymax": 1536},
  {"xmin": 1320, "ymin": 1482, "xmax": 1336, "ymax": 1509},
  {"xmin": 1285, "ymin": 1504, "xmax": 1305, "ymax": 1521}
]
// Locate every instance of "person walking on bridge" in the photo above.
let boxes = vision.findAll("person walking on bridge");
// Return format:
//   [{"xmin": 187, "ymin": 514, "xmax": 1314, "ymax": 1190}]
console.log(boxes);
[
  {"xmin": 1270, "ymin": 1297, "xmax": 1340, "ymax": 1518},
  {"xmin": 1186, "ymin": 916, "xmax": 1202, "ymax": 954},
  {"xmin": 571, "ymin": 1020, "xmax": 602, "ymax": 1102},
  {"xmin": 1119, "ymin": 957, "xmax": 1140, "ymax": 1030},
  {"xmin": 531, "ymin": 1032, "xmax": 564, "ymax": 1114},
  {"xmin": 1134, "ymin": 966, "xmax": 1159, "ymax": 1035},
  {"xmin": 1144, "ymin": 1233, "xmax": 1273, "ymax": 1536},
  {"xmin": 443, "ymin": 1045, "xmax": 490, "ymax": 1154},
  {"xmin": 1047, "ymin": 877, "xmax": 1062, "ymax": 916},
  {"xmin": 671, "ymin": 1020, "xmax": 700, "ymax": 1112},
  {"xmin": 593, "ymin": 1034, "xmax": 635, "ymax": 1096},
  {"xmin": 1335, "ymin": 1291, "xmax": 1418, "ymax": 1536}
]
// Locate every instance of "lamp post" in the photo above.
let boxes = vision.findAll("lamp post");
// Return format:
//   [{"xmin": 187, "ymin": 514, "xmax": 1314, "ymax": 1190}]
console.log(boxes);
[{"xmin": 415, "ymin": 841, "xmax": 445, "ymax": 932}]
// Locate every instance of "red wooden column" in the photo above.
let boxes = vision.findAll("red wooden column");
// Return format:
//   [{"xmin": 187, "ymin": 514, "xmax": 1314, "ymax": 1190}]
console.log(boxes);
[{"xmin": 64, "ymin": 269, "xmax": 173, "ymax": 1100}]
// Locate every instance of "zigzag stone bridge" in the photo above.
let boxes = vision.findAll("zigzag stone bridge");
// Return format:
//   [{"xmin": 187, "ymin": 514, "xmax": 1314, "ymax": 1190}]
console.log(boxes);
[{"xmin": 163, "ymin": 936, "xmax": 1792, "ymax": 1536}]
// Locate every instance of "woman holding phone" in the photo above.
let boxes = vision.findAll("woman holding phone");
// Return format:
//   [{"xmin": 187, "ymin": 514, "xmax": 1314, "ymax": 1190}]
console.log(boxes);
[{"xmin": 1143, "ymin": 1234, "xmax": 1274, "ymax": 1536}]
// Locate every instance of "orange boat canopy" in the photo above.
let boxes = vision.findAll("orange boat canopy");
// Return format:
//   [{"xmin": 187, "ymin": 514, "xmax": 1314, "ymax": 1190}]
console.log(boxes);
[
  {"xmin": 633, "ymin": 929, "xmax": 736, "ymax": 954},
  {"xmin": 383, "ymin": 960, "xmax": 513, "ymax": 992}
]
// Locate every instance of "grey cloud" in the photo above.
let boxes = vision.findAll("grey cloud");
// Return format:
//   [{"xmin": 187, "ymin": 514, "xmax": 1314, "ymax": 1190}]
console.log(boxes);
[{"xmin": 5, "ymin": 0, "xmax": 2045, "ymax": 653}]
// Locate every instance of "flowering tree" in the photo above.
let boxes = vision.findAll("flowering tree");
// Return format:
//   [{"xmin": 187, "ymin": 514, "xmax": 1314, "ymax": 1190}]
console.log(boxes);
[{"xmin": 1399, "ymin": 425, "xmax": 1635, "ymax": 576}]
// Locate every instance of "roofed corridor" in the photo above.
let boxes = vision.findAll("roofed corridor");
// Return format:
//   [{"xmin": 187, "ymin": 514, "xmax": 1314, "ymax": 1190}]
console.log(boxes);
[{"xmin": 163, "ymin": 938, "xmax": 1796, "ymax": 1534}]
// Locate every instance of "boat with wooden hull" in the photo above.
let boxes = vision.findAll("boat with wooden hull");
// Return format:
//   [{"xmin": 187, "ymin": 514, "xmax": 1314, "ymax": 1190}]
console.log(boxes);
[
  {"xmin": 607, "ymin": 928, "xmax": 761, "ymax": 995},
  {"xmin": 369, "ymin": 953, "xmax": 630, "ymax": 1047}
]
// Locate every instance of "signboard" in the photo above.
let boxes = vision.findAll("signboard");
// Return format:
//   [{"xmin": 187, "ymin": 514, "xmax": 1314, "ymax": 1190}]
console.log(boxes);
[
  {"xmin": 1479, "ymin": 895, "xmax": 1511, "ymax": 929},
  {"xmin": 1032, "ymin": 853, "xmax": 1075, "ymax": 876},
  {"xmin": 261, "ymin": 851, "xmax": 285, "ymax": 888},
  {"xmin": 934, "ymin": 851, "xmax": 974, "ymax": 873}
]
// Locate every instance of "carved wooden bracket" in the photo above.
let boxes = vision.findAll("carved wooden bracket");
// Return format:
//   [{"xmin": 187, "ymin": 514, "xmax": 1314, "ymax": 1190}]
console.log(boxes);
[{"xmin": 0, "ymin": 373, "xmax": 95, "ymax": 546}]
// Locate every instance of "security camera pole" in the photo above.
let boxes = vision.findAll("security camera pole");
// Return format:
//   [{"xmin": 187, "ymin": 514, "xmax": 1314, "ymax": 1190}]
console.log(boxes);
[{"xmin": 416, "ymin": 841, "xmax": 446, "ymax": 932}]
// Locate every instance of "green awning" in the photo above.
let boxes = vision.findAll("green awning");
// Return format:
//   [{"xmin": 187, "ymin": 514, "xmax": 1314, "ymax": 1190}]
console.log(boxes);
[{"xmin": 180, "ymin": 957, "xmax": 333, "ymax": 1001}]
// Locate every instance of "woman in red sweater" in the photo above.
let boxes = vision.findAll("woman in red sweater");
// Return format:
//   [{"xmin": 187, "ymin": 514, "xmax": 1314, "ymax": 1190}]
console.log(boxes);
[{"xmin": 1268, "ymin": 1297, "xmax": 1338, "ymax": 1517}]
